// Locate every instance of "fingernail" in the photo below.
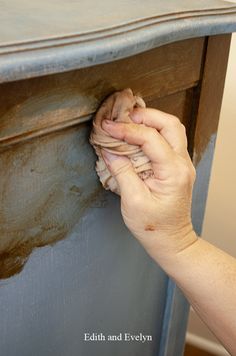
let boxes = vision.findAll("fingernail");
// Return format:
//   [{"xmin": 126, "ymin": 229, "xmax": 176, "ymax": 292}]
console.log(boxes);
[{"xmin": 101, "ymin": 150, "xmax": 119, "ymax": 162}]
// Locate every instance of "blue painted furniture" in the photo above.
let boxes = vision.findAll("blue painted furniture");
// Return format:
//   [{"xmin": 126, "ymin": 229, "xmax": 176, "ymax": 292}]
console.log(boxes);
[{"xmin": 0, "ymin": 1, "xmax": 236, "ymax": 355}]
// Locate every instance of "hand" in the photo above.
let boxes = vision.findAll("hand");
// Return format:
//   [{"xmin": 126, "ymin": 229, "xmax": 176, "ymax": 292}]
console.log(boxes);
[
  {"xmin": 101, "ymin": 107, "xmax": 197, "ymax": 263},
  {"xmin": 100, "ymin": 107, "xmax": 236, "ymax": 355}
]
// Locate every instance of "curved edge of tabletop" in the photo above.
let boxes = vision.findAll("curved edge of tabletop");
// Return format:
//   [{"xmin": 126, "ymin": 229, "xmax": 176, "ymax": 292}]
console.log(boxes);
[{"xmin": 0, "ymin": 8, "xmax": 236, "ymax": 83}]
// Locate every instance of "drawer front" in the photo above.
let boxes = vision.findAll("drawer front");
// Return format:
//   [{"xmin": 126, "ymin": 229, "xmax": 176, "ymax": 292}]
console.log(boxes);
[{"xmin": 0, "ymin": 37, "xmax": 205, "ymax": 149}]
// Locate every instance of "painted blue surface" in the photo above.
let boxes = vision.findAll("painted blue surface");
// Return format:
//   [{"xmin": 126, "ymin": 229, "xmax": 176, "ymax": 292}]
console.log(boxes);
[{"xmin": 0, "ymin": 190, "xmax": 170, "ymax": 356}]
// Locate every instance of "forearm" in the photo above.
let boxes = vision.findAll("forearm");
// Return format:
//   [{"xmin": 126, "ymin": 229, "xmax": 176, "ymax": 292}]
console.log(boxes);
[{"xmin": 150, "ymin": 232, "xmax": 236, "ymax": 354}]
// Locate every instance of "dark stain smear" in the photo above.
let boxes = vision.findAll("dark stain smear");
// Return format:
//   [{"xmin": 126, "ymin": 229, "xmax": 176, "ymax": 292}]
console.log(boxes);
[{"xmin": 69, "ymin": 185, "xmax": 82, "ymax": 195}]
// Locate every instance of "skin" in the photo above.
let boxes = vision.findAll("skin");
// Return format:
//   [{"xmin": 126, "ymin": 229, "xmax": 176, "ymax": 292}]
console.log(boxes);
[{"xmin": 101, "ymin": 107, "xmax": 236, "ymax": 355}]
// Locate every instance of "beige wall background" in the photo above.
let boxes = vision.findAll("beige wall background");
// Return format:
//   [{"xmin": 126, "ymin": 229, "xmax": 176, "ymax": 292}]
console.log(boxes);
[{"xmin": 186, "ymin": 33, "xmax": 236, "ymax": 355}]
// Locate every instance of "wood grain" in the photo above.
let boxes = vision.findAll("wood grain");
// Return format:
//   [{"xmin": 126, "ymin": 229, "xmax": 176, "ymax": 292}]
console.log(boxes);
[
  {"xmin": 193, "ymin": 34, "xmax": 232, "ymax": 164},
  {"xmin": 0, "ymin": 37, "xmax": 205, "ymax": 150},
  {"xmin": 146, "ymin": 88, "xmax": 195, "ymax": 138}
]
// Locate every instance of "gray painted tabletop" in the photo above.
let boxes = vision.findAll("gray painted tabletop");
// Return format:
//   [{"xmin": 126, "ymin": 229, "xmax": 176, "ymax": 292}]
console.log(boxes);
[{"xmin": 0, "ymin": 0, "xmax": 236, "ymax": 82}]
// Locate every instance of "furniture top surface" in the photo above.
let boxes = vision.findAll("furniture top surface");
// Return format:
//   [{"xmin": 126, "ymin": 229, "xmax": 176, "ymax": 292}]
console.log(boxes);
[
  {"xmin": 0, "ymin": 0, "xmax": 235, "ymax": 45},
  {"xmin": 0, "ymin": 0, "xmax": 236, "ymax": 83}
]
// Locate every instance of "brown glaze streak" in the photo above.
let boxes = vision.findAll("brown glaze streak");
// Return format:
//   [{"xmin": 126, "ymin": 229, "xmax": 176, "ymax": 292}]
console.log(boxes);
[
  {"xmin": 0, "ymin": 187, "xmax": 101, "ymax": 279},
  {"xmin": 0, "ymin": 123, "xmax": 104, "ymax": 280}
]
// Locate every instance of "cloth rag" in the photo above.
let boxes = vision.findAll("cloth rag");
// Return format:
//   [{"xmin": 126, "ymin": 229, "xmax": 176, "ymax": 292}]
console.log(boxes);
[{"xmin": 90, "ymin": 88, "xmax": 154, "ymax": 195}]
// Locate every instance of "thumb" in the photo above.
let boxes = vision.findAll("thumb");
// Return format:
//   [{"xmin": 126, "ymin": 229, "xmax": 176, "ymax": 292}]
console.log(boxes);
[{"xmin": 101, "ymin": 150, "xmax": 144, "ymax": 197}]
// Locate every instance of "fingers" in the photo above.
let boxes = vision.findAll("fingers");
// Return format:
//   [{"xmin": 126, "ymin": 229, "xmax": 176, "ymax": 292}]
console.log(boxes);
[
  {"xmin": 102, "ymin": 120, "xmax": 174, "ymax": 177},
  {"xmin": 101, "ymin": 150, "xmax": 145, "ymax": 196},
  {"xmin": 130, "ymin": 108, "xmax": 188, "ymax": 157}
]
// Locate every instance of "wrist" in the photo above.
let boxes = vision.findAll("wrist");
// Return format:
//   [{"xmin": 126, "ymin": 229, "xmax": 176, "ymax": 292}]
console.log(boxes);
[{"xmin": 143, "ymin": 226, "xmax": 199, "ymax": 273}]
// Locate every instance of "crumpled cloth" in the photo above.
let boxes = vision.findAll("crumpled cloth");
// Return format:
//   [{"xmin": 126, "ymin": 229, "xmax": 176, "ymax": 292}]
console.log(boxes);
[{"xmin": 90, "ymin": 88, "xmax": 154, "ymax": 195}]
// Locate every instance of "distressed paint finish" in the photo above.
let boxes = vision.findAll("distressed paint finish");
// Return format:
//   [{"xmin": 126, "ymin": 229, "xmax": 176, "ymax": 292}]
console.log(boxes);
[
  {"xmin": 0, "ymin": 191, "xmax": 169, "ymax": 356},
  {"xmin": 193, "ymin": 35, "xmax": 232, "ymax": 165},
  {"xmin": 192, "ymin": 35, "xmax": 232, "ymax": 235},
  {"xmin": 0, "ymin": 37, "xmax": 205, "ymax": 149},
  {"xmin": 0, "ymin": 124, "xmax": 102, "ymax": 278},
  {"xmin": 0, "ymin": 1, "xmax": 235, "ymax": 355},
  {"xmin": 0, "ymin": 38, "xmax": 205, "ymax": 280}
]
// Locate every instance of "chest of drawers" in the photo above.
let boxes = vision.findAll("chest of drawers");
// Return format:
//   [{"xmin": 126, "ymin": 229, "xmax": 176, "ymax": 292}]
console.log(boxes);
[{"xmin": 0, "ymin": 1, "xmax": 236, "ymax": 355}]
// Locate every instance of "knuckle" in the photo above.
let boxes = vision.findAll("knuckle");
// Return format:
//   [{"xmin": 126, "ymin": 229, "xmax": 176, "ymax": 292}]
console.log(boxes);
[
  {"xmin": 122, "ymin": 125, "xmax": 131, "ymax": 141},
  {"xmin": 168, "ymin": 115, "xmax": 181, "ymax": 126},
  {"xmin": 180, "ymin": 123, "xmax": 186, "ymax": 133},
  {"xmin": 175, "ymin": 161, "xmax": 195, "ymax": 186},
  {"xmin": 122, "ymin": 123, "xmax": 142, "ymax": 141},
  {"xmin": 144, "ymin": 127, "xmax": 157, "ymax": 142}
]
